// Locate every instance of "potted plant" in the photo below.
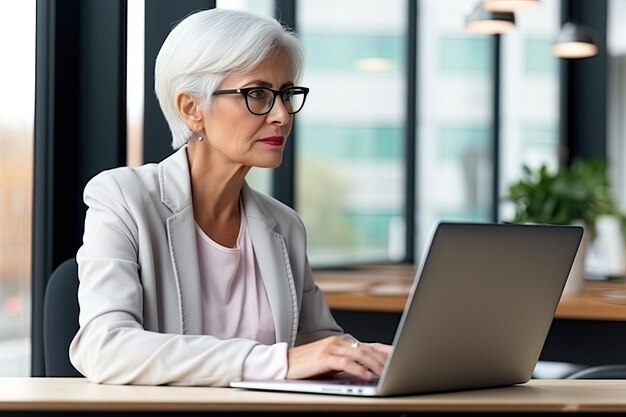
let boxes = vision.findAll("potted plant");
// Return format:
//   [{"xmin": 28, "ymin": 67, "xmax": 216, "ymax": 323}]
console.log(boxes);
[
  {"xmin": 505, "ymin": 158, "xmax": 624, "ymax": 235},
  {"xmin": 504, "ymin": 157, "xmax": 626, "ymax": 293}
]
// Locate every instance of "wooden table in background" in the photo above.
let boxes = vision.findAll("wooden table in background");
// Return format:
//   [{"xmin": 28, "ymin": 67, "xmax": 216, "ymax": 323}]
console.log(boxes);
[
  {"xmin": 314, "ymin": 264, "xmax": 626, "ymax": 319},
  {"xmin": 314, "ymin": 265, "xmax": 626, "ymax": 365}
]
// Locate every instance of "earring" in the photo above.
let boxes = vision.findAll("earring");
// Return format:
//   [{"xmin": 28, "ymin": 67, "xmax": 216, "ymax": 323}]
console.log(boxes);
[{"xmin": 198, "ymin": 135, "xmax": 203, "ymax": 141}]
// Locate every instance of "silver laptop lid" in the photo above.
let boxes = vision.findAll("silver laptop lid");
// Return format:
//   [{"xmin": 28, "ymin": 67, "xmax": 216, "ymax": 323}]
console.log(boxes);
[{"xmin": 377, "ymin": 222, "xmax": 582, "ymax": 396}]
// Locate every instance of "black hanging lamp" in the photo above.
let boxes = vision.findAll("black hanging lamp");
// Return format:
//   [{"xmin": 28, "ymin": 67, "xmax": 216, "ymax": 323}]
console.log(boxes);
[
  {"xmin": 465, "ymin": 1, "xmax": 516, "ymax": 35},
  {"xmin": 552, "ymin": 22, "xmax": 599, "ymax": 59},
  {"xmin": 552, "ymin": 0, "xmax": 599, "ymax": 59}
]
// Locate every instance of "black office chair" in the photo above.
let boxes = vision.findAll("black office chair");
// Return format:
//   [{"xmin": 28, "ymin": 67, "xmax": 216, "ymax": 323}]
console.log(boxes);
[{"xmin": 43, "ymin": 258, "xmax": 82, "ymax": 377}]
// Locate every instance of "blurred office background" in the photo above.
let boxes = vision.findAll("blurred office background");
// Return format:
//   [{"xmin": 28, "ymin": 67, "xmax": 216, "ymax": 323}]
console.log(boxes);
[{"xmin": 0, "ymin": 0, "xmax": 622, "ymax": 376}]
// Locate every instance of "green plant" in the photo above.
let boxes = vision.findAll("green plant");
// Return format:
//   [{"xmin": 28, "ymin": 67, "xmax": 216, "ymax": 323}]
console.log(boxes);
[{"xmin": 505, "ymin": 158, "xmax": 626, "ymax": 237}]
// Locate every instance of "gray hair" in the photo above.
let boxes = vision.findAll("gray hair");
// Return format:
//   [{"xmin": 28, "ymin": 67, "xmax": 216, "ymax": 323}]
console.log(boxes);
[{"xmin": 154, "ymin": 8, "xmax": 305, "ymax": 149}]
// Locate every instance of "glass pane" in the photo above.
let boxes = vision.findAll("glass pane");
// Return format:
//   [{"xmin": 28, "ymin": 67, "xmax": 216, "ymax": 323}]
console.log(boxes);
[
  {"xmin": 217, "ymin": 0, "xmax": 275, "ymax": 17},
  {"xmin": 499, "ymin": 0, "xmax": 561, "ymax": 222},
  {"xmin": 418, "ymin": 0, "xmax": 494, "ymax": 254},
  {"xmin": 440, "ymin": 37, "xmax": 492, "ymax": 75},
  {"xmin": 216, "ymin": 0, "xmax": 275, "ymax": 194},
  {"xmin": 0, "ymin": 0, "xmax": 35, "ymax": 376},
  {"xmin": 297, "ymin": 0, "xmax": 407, "ymax": 266},
  {"xmin": 127, "ymin": 0, "xmax": 145, "ymax": 168}
]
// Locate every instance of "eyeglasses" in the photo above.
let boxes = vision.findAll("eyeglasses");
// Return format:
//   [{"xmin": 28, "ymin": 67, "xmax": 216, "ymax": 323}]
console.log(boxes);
[{"xmin": 212, "ymin": 86, "xmax": 309, "ymax": 116}]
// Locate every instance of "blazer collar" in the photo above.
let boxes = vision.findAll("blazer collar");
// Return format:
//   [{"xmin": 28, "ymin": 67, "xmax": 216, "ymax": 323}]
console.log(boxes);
[
  {"xmin": 240, "ymin": 183, "xmax": 278, "ymax": 230},
  {"xmin": 158, "ymin": 146, "xmax": 192, "ymax": 214}
]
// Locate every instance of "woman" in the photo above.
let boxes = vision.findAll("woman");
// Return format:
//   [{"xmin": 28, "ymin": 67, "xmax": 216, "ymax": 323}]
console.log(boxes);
[{"xmin": 69, "ymin": 8, "xmax": 391, "ymax": 387}]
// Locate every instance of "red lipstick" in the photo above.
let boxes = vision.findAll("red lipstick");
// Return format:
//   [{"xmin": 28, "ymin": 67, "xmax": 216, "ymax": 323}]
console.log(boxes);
[{"xmin": 258, "ymin": 136, "xmax": 284, "ymax": 146}]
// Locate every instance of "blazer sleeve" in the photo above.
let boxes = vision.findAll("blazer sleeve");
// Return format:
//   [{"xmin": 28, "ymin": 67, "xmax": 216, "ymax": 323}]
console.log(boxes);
[{"xmin": 69, "ymin": 172, "xmax": 260, "ymax": 386}]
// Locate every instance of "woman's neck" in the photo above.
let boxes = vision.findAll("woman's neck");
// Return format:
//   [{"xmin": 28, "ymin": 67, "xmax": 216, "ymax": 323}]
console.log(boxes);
[{"xmin": 186, "ymin": 145, "xmax": 248, "ymax": 247}]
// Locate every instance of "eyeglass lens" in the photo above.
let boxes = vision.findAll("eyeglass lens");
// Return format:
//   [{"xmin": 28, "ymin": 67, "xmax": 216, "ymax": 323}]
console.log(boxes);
[{"xmin": 246, "ymin": 88, "xmax": 306, "ymax": 115}]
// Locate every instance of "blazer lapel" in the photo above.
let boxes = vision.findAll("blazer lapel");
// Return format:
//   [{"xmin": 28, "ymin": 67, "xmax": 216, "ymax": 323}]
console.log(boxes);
[
  {"xmin": 242, "ymin": 185, "xmax": 297, "ymax": 346},
  {"xmin": 159, "ymin": 147, "xmax": 203, "ymax": 335},
  {"xmin": 166, "ymin": 207, "xmax": 203, "ymax": 335}
]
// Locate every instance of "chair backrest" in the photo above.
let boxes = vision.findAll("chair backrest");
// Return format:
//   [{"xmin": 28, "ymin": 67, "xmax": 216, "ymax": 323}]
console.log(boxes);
[{"xmin": 43, "ymin": 258, "xmax": 82, "ymax": 377}]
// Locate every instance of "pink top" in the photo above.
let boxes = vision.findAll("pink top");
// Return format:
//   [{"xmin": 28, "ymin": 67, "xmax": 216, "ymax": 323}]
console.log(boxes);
[{"xmin": 195, "ymin": 203, "xmax": 288, "ymax": 380}]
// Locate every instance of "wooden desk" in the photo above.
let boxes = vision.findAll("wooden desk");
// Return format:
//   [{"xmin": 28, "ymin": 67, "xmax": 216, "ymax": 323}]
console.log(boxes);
[
  {"xmin": 314, "ymin": 265, "xmax": 626, "ymax": 320},
  {"xmin": 2, "ymin": 378, "xmax": 626, "ymax": 413}
]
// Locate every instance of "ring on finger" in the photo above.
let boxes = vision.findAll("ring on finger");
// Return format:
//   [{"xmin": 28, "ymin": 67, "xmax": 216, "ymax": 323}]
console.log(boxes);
[{"xmin": 343, "ymin": 335, "xmax": 360, "ymax": 349}]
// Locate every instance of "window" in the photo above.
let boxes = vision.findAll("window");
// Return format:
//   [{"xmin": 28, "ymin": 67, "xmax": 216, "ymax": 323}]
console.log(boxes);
[
  {"xmin": 303, "ymin": 33, "xmax": 404, "ymax": 73},
  {"xmin": 418, "ymin": 0, "xmax": 495, "ymax": 253},
  {"xmin": 440, "ymin": 36, "xmax": 491, "ymax": 75},
  {"xmin": 499, "ymin": 0, "xmax": 561, "ymax": 221},
  {"xmin": 127, "ymin": 0, "xmax": 145, "ymax": 168},
  {"xmin": 0, "ymin": 0, "xmax": 35, "ymax": 376},
  {"xmin": 297, "ymin": 0, "xmax": 408, "ymax": 266},
  {"xmin": 217, "ymin": 0, "xmax": 274, "ymax": 17},
  {"xmin": 524, "ymin": 37, "xmax": 558, "ymax": 75},
  {"xmin": 418, "ymin": 0, "xmax": 560, "ymax": 254},
  {"xmin": 127, "ymin": 0, "xmax": 562, "ymax": 270}
]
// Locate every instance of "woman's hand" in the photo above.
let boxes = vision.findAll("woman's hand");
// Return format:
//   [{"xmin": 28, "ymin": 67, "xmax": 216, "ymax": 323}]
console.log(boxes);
[{"xmin": 286, "ymin": 335, "xmax": 393, "ymax": 380}]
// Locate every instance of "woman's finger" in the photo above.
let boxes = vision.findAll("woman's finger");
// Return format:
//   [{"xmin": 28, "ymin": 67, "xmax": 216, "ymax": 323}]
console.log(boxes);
[
  {"xmin": 286, "ymin": 336, "xmax": 390, "ymax": 380},
  {"xmin": 339, "ymin": 342, "xmax": 388, "ymax": 376}
]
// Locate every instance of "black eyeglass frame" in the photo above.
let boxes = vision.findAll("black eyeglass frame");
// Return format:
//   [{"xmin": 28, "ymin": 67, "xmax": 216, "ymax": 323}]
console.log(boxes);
[{"xmin": 212, "ymin": 86, "xmax": 310, "ymax": 115}]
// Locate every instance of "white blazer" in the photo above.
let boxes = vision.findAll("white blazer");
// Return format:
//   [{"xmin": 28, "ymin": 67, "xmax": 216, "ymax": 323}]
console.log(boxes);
[{"xmin": 69, "ymin": 146, "xmax": 343, "ymax": 386}]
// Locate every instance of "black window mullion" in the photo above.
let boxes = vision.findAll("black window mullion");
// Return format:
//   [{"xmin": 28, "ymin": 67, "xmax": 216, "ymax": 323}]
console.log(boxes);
[
  {"xmin": 32, "ymin": 0, "xmax": 128, "ymax": 376},
  {"xmin": 32, "ymin": 0, "xmax": 79, "ymax": 377},
  {"xmin": 559, "ymin": 0, "xmax": 608, "ymax": 165},
  {"xmin": 142, "ymin": 0, "xmax": 216, "ymax": 164},
  {"xmin": 272, "ymin": 0, "xmax": 297, "ymax": 208},
  {"xmin": 405, "ymin": 0, "xmax": 418, "ymax": 263},
  {"xmin": 491, "ymin": 34, "xmax": 501, "ymax": 222}
]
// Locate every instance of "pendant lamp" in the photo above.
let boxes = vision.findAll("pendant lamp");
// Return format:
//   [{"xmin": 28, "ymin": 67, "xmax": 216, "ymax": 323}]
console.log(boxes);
[
  {"xmin": 465, "ymin": 1, "xmax": 516, "ymax": 35},
  {"xmin": 483, "ymin": 0, "xmax": 539, "ymax": 12},
  {"xmin": 552, "ymin": 22, "xmax": 599, "ymax": 59}
]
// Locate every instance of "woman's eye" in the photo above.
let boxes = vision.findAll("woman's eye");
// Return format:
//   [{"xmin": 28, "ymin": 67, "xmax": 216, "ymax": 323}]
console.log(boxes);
[
  {"xmin": 248, "ymin": 89, "xmax": 268, "ymax": 100},
  {"xmin": 283, "ymin": 91, "xmax": 294, "ymax": 102}
]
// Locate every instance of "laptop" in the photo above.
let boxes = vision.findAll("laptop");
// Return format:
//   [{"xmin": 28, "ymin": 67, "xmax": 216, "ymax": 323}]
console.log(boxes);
[{"xmin": 230, "ymin": 222, "xmax": 583, "ymax": 396}]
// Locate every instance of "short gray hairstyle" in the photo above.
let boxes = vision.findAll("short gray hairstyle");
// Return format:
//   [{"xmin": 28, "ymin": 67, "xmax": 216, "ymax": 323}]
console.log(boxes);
[{"xmin": 154, "ymin": 8, "xmax": 305, "ymax": 149}]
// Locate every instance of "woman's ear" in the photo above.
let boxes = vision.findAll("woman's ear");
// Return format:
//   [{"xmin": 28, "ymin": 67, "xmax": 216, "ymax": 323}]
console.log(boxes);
[{"xmin": 175, "ymin": 91, "xmax": 203, "ymax": 130}]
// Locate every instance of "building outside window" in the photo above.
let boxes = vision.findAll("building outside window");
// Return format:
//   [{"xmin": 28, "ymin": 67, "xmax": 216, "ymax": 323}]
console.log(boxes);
[
  {"xmin": 417, "ymin": 0, "xmax": 495, "ymax": 254},
  {"xmin": 418, "ymin": 0, "xmax": 560, "ymax": 256},
  {"xmin": 297, "ymin": 0, "xmax": 408, "ymax": 266},
  {"xmin": 499, "ymin": 0, "xmax": 561, "ymax": 220}
]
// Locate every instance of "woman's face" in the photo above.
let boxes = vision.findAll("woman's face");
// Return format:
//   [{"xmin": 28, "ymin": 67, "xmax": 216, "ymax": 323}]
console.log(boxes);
[{"xmin": 202, "ymin": 51, "xmax": 295, "ymax": 169}]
